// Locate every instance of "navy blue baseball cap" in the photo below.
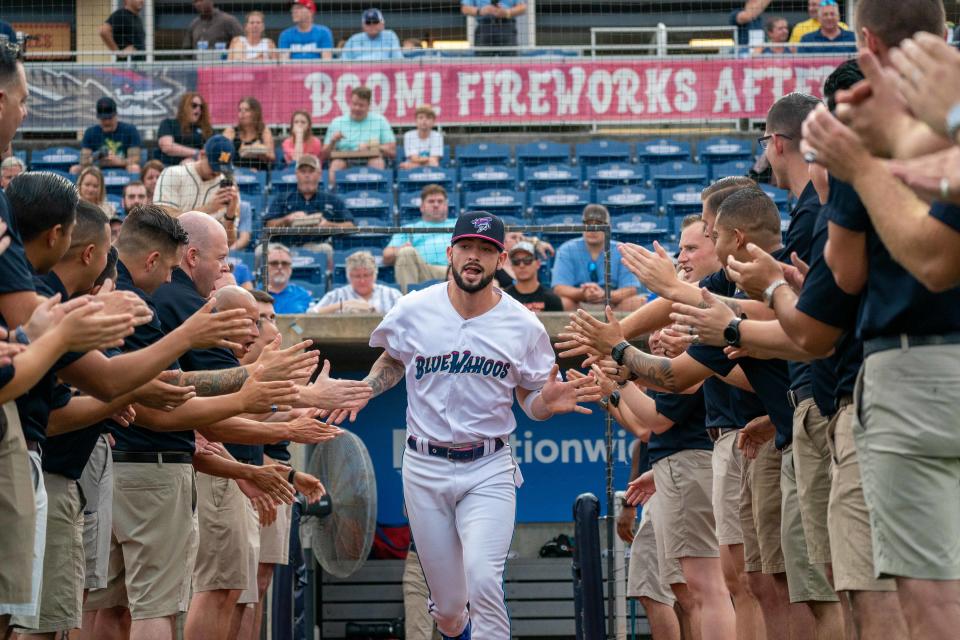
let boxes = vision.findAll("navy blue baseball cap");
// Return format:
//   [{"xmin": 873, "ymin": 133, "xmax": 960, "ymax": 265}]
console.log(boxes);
[
  {"xmin": 96, "ymin": 96, "xmax": 117, "ymax": 118},
  {"xmin": 362, "ymin": 8, "xmax": 384, "ymax": 23},
  {"xmin": 451, "ymin": 211, "xmax": 505, "ymax": 250},
  {"xmin": 204, "ymin": 135, "xmax": 235, "ymax": 174}
]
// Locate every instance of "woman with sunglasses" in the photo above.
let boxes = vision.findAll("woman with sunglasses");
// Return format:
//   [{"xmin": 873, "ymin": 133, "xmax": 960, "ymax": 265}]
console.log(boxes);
[{"xmin": 157, "ymin": 92, "xmax": 213, "ymax": 166}]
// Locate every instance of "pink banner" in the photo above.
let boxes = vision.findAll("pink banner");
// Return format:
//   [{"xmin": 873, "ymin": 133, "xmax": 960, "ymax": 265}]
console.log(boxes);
[{"xmin": 198, "ymin": 57, "xmax": 846, "ymax": 127}]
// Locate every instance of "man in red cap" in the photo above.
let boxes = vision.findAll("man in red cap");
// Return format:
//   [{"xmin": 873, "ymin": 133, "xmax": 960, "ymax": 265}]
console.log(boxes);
[{"xmin": 278, "ymin": 0, "xmax": 334, "ymax": 60}]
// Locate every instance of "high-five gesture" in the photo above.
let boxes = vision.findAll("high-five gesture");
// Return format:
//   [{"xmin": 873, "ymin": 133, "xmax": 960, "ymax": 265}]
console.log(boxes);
[
  {"xmin": 538, "ymin": 364, "xmax": 603, "ymax": 416},
  {"xmin": 303, "ymin": 359, "xmax": 374, "ymax": 411},
  {"xmin": 255, "ymin": 336, "xmax": 321, "ymax": 381},
  {"xmin": 94, "ymin": 279, "xmax": 153, "ymax": 326},
  {"xmin": 567, "ymin": 306, "xmax": 627, "ymax": 364},
  {"xmin": 180, "ymin": 298, "xmax": 254, "ymax": 351},
  {"xmin": 619, "ymin": 242, "xmax": 681, "ymax": 298},
  {"xmin": 284, "ymin": 407, "xmax": 344, "ymax": 443},
  {"xmin": 238, "ymin": 365, "xmax": 300, "ymax": 413}
]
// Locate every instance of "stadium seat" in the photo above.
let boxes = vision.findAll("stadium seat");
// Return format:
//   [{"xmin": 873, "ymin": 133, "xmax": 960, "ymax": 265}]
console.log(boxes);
[
  {"xmin": 523, "ymin": 163, "xmax": 580, "ymax": 191},
  {"xmin": 334, "ymin": 166, "xmax": 391, "ymax": 194},
  {"xmin": 635, "ymin": 138, "xmax": 691, "ymax": 164},
  {"xmin": 269, "ymin": 168, "xmax": 299, "ymax": 195},
  {"xmin": 697, "ymin": 137, "xmax": 753, "ymax": 165},
  {"xmin": 331, "ymin": 217, "xmax": 393, "ymax": 250},
  {"xmin": 759, "ymin": 184, "xmax": 791, "ymax": 214},
  {"xmin": 463, "ymin": 189, "xmax": 524, "ymax": 219},
  {"xmin": 455, "ymin": 142, "xmax": 512, "ymax": 167},
  {"xmin": 234, "ymin": 167, "xmax": 266, "ymax": 195},
  {"xmin": 662, "ymin": 184, "xmax": 706, "ymax": 231},
  {"xmin": 14, "ymin": 149, "xmax": 27, "ymax": 167},
  {"xmin": 516, "ymin": 141, "xmax": 570, "ymax": 177},
  {"xmin": 610, "ymin": 213, "xmax": 670, "ymax": 245},
  {"xmin": 575, "ymin": 140, "xmax": 632, "ymax": 178},
  {"xmin": 536, "ymin": 213, "xmax": 588, "ymax": 247},
  {"xmin": 101, "ymin": 169, "xmax": 135, "ymax": 196},
  {"xmin": 31, "ymin": 146, "xmax": 81, "ymax": 172},
  {"xmin": 649, "ymin": 160, "xmax": 708, "ymax": 192},
  {"xmin": 460, "ymin": 164, "xmax": 519, "ymax": 200},
  {"xmin": 528, "ymin": 187, "xmax": 590, "ymax": 219},
  {"xmin": 397, "ymin": 166, "xmax": 456, "ymax": 194},
  {"xmin": 106, "ymin": 194, "xmax": 123, "ymax": 213},
  {"xmin": 397, "ymin": 192, "xmax": 459, "ymax": 222},
  {"xmin": 586, "ymin": 162, "xmax": 645, "ymax": 199},
  {"xmin": 597, "ymin": 185, "xmax": 658, "ymax": 216},
  {"xmin": 341, "ymin": 190, "xmax": 393, "ymax": 221},
  {"xmin": 289, "ymin": 278, "xmax": 323, "ymax": 299},
  {"xmin": 407, "ymin": 279, "xmax": 442, "ymax": 292},
  {"xmin": 708, "ymin": 159, "xmax": 754, "ymax": 182}
]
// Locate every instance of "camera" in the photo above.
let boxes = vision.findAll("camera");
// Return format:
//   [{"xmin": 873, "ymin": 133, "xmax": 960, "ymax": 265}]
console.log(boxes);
[{"xmin": 219, "ymin": 172, "xmax": 235, "ymax": 190}]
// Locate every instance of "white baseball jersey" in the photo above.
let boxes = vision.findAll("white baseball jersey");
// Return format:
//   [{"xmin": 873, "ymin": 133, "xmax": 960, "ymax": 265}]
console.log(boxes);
[
  {"xmin": 369, "ymin": 282, "xmax": 556, "ymax": 444},
  {"xmin": 153, "ymin": 162, "xmax": 242, "ymax": 215}
]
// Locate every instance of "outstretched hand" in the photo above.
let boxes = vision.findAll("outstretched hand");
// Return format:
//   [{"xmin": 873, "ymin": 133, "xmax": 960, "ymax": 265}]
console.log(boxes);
[
  {"xmin": 624, "ymin": 470, "xmax": 655, "ymax": 506},
  {"xmin": 540, "ymin": 364, "xmax": 602, "ymax": 416},
  {"xmin": 566, "ymin": 306, "xmax": 626, "ymax": 362},
  {"xmin": 670, "ymin": 288, "xmax": 735, "ymax": 347}
]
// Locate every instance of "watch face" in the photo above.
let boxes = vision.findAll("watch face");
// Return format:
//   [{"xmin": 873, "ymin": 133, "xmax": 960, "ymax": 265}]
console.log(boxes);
[{"xmin": 723, "ymin": 325, "xmax": 739, "ymax": 345}]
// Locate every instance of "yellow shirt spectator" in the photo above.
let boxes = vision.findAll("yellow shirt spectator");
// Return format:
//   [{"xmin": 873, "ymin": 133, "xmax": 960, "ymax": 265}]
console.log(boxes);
[{"xmin": 789, "ymin": 17, "xmax": 849, "ymax": 42}]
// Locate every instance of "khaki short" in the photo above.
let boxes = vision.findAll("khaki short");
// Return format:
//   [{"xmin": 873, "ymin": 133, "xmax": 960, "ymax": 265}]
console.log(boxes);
[
  {"xmin": 628, "ymin": 495, "xmax": 679, "ymax": 604},
  {"xmin": 853, "ymin": 343, "xmax": 960, "ymax": 580},
  {"xmin": 652, "ymin": 449, "xmax": 718, "ymax": 561},
  {"xmin": 85, "ymin": 460, "xmax": 196, "ymax": 620},
  {"xmin": 792, "ymin": 398, "xmax": 833, "ymax": 565},
  {"xmin": 194, "ymin": 473, "xmax": 255, "ymax": 593},
  {"xmin": 0, "ymin": 402, "xmax": 37, "ymax": 610},
  {"xmin": 780, "ymin": 445, "xmax": 838, "ymax": 603},
  {"xmin": 259, "ymin": 501, "xmax": 292, "ymax": 565},
  {"xmin": 739, "ymin": 453, "xmax": 762, "ymax": 573},
  {"xmin": 17, "ymin": 473, "xmax": 84, "ymax": 634},
  {"xmin": 78, "ymin": 434, "xmax": 113, "ymax": 590},
  {"xmin": 404, "ymin": 549, "xmax": 442, "ymax": 640},
  {"xmin": 743, "ymin": 440, "xmax": 785, "ymax": 575},
  {"xmin": 827, "ymin": 402, "xmax": 896, "ymax": 593},
  {"xmin": 6, "ymin": 449, "xmax": 47, "ymax": 625},
  {"xmin": 712, "ymin": 430, "xmax": 744, "ymax": 546},
  {"xmin": 238, "ymin": 498, "xmax": 262, "ymax": 604}
]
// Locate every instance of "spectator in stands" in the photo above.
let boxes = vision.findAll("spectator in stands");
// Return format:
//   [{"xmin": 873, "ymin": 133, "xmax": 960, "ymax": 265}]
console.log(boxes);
[
  {"xmin": 139, "ymin": 159, "xmax": 163, "ymax": 201},
  {"xmin": 308, "ymin": 250, "xmax": 401, "ymax": 314},
  {"xmin": 402, "ymin": 38, "xmax": 423, "ymax": 51},
  {"xmin": 729, "ymin": 0, "xmax": 772, "ymax": 49},
  {"xmin": 551, "ymin": 204, "xmax": 644, "ymax": 311},
  {"xmin": 0, "ymin": 20, "xmax": 15, "ymax": 44},
  {"xmin": 504, "ymin": 241, "xmax": 562, "ymax": 312},
  {"xmin": 0, "ymin": 155, "xmax": 24, "ymax": 189},
  {"xmin": 100, "ymin": 0, "xmax": 145, "ymax": 60},
  {"xmin": 228, "ymin": 11, "xmax": 276, "ymax": 61},
  {"xmin": 342, "ymin": 9, "xmax": 403, "ymax": 61},
  {"xmin": 184, "ymin": 0, "xmax": 242, "ymax": 50},
  {"xmin": 282, "ymin": 110, "xmax": 323, "ymax": 165},
  {"xmin": 323, "ymin": 86, "xmax": 396, "ymax": 186},
  {"xmin": 263, "ymin": 243, "xmax": 312, "ymax": 313},
  {"xmin": 496, "ymin": 229, "xmax": 554, "ymax": 286},
  {"xmin": 400, "ymin": 105, "xmax": 443, "ymax": 169},
  {"xmin": 109, "ymin": 212, "xmax": 124, "ymax": 244},
  {"xmin": 382, "ymin": 184, "xmax": 450, "ymax": 292},
  {"xmin": 759, "ymin": 15, "xmax": 789, "ymax": 54},
  {"xmin": 157, "ymin": 92, "xmax": 212, "ymax": 166},
  {"xmin": 231, "ymin": 200, "xmax": 256, "ymax": 251},
  {"xmin": 798, "ymin": 0, "xmax": 855, "ymax": 53},
  {"xmin": 279, "ymin": 0, "xmax": 334, "ymax": 60},
  {"xmin": 461, "ymin": 0, "xmax": 526, "ymax": 51},
  {"xmin": 223, "ymin": 96, "xmax": 275, "ymax": 172},
  {"xmin": 789, "ymin": 0, "xmax": 848, "ymax": 43},
  {"xmin": 75, "ymin": 97, "xmax": 141, "ymax": 174},
  {"xmin": 77, "ymin": 166, "xmax": 116, "ymax": 216},
  {"xmin": 264, "ymin": 154, "xmax": 353, "ymax": 230},
  {"xmin": 121, "ymin": 180, "xmax": 148, "ymax": 216}
]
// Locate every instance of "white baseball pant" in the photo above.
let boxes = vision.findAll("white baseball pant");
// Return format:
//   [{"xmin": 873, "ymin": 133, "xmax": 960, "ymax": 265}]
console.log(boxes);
[{"xmin": 402, "ymin": 443, "xmax": 520, "ymax": 640}]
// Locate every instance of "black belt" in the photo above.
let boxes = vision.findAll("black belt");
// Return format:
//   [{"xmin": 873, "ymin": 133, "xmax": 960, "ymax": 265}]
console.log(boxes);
[
  {"xmin": 836, "ymin": 395, "xmax": 854, "ymax": 410},
  {"xmin": 862, "ymin": 332, "xmax": 960, "ymax": 357},
  {"xmin": 112, "ymin": 451, "xmax": 193, "ymax": 464},
  {"xmin": 787, "ymin": 384, "xmax": 814, "ymax": 410},
  {"xmin": 407, "ymin": 436, "xmax": 505, "ymax": 462},
  {"xmin": 707, "ymin": 427, "xmax": 737, "ymax": 443},
  {"xmin": 25, "ymin": 440, "xmax": 40, "ymax": 453}
]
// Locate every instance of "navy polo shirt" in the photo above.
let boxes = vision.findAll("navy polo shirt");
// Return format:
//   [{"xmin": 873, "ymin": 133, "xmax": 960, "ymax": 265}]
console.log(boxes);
[
  {"xmin": 795, "ymin": 193, "xmax": 861, "ymax": 415},
  {"xmin": 264, "ymin": 441, "xmax": 291, "ymax": 463},
  {"xmin": 646, "ymin": 387, "xmax": 712, "ymax": 465},
  {"xmin": 731, "ymin": 387, "xmax": 768, "ymax": 426},
  {"xmin": 153, "ymin": 268, "xmax": 262, "ymax": 464},
  {"xmin": 703, "ymin": 377, "xmax": 740, "ymax": 429},
  {"xmin": 781, "ymin": 181, "xmax": 819, "ymax": 392},
  {"xmin": 0, "ymin": 189, "xmax": 36, "ymax": 308},
  {"xmin": 109, "ymin": 260, "xmax": 192, "ymax": 453},
  {"xmin": 930, "ymin": 202, "xmax": 960, "ymax": 232},
  {"xmin": 825, "ymin": 181, "xmax": 960, "ymax": 341},
  {"xmin": 264, "ymin": 189, "xmax": 352, "ymax": 224}
]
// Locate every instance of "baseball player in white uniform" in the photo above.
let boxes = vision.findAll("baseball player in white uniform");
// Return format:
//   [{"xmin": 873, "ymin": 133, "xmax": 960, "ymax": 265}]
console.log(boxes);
[{"xmin": 354, "ymin": 211, "xmax": 601, "ymax": 639}]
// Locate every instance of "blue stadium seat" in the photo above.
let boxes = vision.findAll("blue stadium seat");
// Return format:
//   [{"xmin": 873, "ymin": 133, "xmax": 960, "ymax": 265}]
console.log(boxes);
[
  {"xmin": 14, "ymin": 149, "xmax": 27, "ymax": 167},
  {"xmin": 229, "ymin": 251, "xmax": 256, "ymax": 273},
  {"xmin": 516, "ymin": 141, "xmax": 570, "ymax": 176},
  {"xmin": 649, "ymin": 161, "xmax": 708, "ymax": 192},
  {"xmin": 269, "ymin": 168, "xmax": 299, "ymax": 195},
  {"xmin": 455, "ymin": 142, "xmax": 512, "ymax": 167},
  {"xmin": 528, "ymin": 187, "xmax": 590, "ymax": 220},
  {"xmin": 610, "ymin": 213, "xmax": 670, "ymax": 245},
  {"xmin": 460, "ymin": 164, "xmax": 518, "ymax": 199},
  {"xmin": 759, "ymin": 185, "xmax": 791, "ymax": 215},
  {"xmin": 463, "ymin": 189, "xmax": 524, "ymax": 219},
  {"xmin": 697, "ymin": 137, "xmax": 753, "ymax": 165},
  {"xmin": 523, "ymin": 163, "xmax": 580, "ymax": 192},
  {"xmin": 586, "ymin": 162, "xmax": 645, "ymax": 199},
  {"xmin": 519, "ymin": 48, "xmax": 578, "ymax": 57},
  {"xmin": 636, "ymin": 138, "xmax": 691, "ymax": 164},
  {"xmin": 397, "ymin": 192, "xmax": 459, "ymax": 223},
  {"xmin": 273, "ymin": 143, "xmax": 287, "ymax": 170},
  {"xmin": 106, "ymin": 194, "xmax": 123, "ymax": 213},
  {"xmin": 101, "ymin": 169, "xmax": 134, "ymax": 196},
  {"xmin": 536, "ymin": 213, "xmax": 587, "ymax": 247},
  {"xmin": 498, "ymin": 215, "xmax": 525, "ymax": 228},
  {"xmin": 331, "ymin": 219, "xmax": 393, "ymax": 250},
  {"xmin": 575, "ymin": 140, "xmax": 632, "ymax": 178},
  {"xmin": 31, "ymin": 146, "xmax": 80, "ymax": 172},
  {"xmin": 407, "ymin": 279, "xmax": 442, "ymax": 292},
  {"xmin": 662, "ymin": 184, "xmax": 706, "ymax": 231},
  {"xmin": 334, "ymin": 166, "xmax": 391, "ymax": 194},
  {"xmin": 397, "ymin": 166, "xmax": 456, "ymax": 194},
  {"xmin": 341, "ymin": 190, "xmax": 393, "ymax": 221},
  {"xmin": 597, "ymin": 185, "xmax": 658, "ymax": 217},
  {"xmin": 234, "ymin": 168, "xmax": 266, "ymax": 195},
  {"xmin": 289, "ymin": 278, "xmax": 323, "ymax": 299},
  {"xmin": 708, "ymin": 159, "xmax": 753, "ymax": 182}
]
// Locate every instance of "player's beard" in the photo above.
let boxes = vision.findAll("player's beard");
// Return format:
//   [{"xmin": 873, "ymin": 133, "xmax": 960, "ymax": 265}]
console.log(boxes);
[{"xmin": 452, "ymin": 264, "xmax": 495, "ymax": 294}]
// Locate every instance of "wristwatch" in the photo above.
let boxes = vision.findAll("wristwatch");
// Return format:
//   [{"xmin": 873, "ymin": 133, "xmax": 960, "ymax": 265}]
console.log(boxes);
[
  {"xmin": 762, "ymin": 279, "xmax": 790, "ymax": 308},
  {"xmin": 946, "ymin": 102, "xmax": 960, "ymax": 142},
  {"xmin": 723, "ymin": 318, "xmax": 743, "ymax": 347},
  {"xmin": 611, "ymin": 340, "xmax": 631, "ymax": 366},
  {"xmin": 609, "ymin": 390, "xmax": 621, "ymax": 408}
]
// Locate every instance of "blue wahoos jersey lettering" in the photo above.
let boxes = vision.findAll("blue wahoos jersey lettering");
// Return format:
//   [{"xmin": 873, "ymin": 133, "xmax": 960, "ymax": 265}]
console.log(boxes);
[{"xmin": 414, "ymin": 351, "xmax": 512, "ymax": 380}]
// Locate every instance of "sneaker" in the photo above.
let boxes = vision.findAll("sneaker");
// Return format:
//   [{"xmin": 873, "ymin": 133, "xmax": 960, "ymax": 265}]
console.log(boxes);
[{"xmin": 440, "ymin": 619, "xmax": 471, "ymax": 640}]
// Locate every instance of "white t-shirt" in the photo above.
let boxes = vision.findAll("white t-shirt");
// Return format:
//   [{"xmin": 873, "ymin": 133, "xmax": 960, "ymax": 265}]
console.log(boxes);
[
  {"xmin": 369, "ymin": 282, "xmax": 556, "ymax": 443},
  {"xmin": 153, "ymin": 162, "xmax": 242, "ymax": 216},
  {"xmin": 403, "ymin": 130, "xmax": 443, "ymax": 160}
]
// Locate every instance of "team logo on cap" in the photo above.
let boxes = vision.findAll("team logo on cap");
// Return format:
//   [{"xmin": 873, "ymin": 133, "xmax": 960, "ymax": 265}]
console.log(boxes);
[
  {"xmin": 219, "ymin": 151, "xmax": 232, "ymax": 164},
  {"xmin": 471, "ymin": 216, "xmax": 493, "ymax": 233}
]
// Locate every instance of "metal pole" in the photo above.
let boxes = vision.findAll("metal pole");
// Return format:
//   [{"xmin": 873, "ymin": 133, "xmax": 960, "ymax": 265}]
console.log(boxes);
[
  {"xmin": 603, "ymin": 224, "xmax": 615, "ymax": 640},
  {"xmin": 144, "ymin": 0, "xmax": 155, "ymax": 63}
]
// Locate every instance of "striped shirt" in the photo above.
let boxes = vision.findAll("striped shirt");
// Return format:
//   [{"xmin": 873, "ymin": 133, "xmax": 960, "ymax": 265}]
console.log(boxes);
[
  {"xmin": 308, "ymin": 283, "xmax": 401, "ymax": 314},
  {"xmin": 153, "ymin": 161, "xmax": 242, "ymax": 215}
]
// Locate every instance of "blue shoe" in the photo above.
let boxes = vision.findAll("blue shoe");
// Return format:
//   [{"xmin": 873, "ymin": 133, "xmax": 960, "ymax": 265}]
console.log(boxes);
[{"xmin": 440, "ymin": 619, "xmax": 471, "ymax": 640}]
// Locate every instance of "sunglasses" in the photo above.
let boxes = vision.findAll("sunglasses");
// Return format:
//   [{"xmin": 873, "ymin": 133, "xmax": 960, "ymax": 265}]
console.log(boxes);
[
  {"xmin": 191, "ymin": 101, "xmax": 203, "ymax": 109},
  {"xmin": 511, "ymin": 256, "xmax": 535, "ymax": 266},
  {"xmin": 268, "ymin": 260, "xmax": 292, "ymax": 268}
]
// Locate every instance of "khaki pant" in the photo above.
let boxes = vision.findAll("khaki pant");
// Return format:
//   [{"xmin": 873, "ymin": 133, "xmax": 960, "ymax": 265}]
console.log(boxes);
[
  {"xmin": 0, "ymin": 402, "xmax": 37, "ymax": 610},
  {"xmin": 404, "ymin": 550, "xmax": 442, "ymax": 640},
  {"xmin": 741, "ymin": 440, "xmax": 784, "ymax": 574},
  {"xmin": 79, "ymin": 434, "xmax": 113, "ymax": 590},
  {"xmin": 792, "ymin": 398, "xmax": 833, "ymax": 565},
  {"xmin": 712, "ymin": 430, "xmax": 744, "ymax": 546},
  {"xmin": 853, "ymin": 343, "xmax": 960, "ymax": 580},
  {"xmin": 193, "ymin": 473, "xmax": 255, "ymax": 593},
  {"xmin": 5, "ymin": 449, "xmax": 47, "ymax": 625},
  {"xmin": 394, "ymin": 246, "xmax": 448, "ymax": 293},
  {"xmin": 652, "ymin": 450, "xmax": 719, "ymax": 562},
  {"xmin": 826, "ymin": 402, "xmax": 896, "ymax": 593},
  {"xmin": 628, "ymin": 494, "xmax": 680, "ymax": 604}
]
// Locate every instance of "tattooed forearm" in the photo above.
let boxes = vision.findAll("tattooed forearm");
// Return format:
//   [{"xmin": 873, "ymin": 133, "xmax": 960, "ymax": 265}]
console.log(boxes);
[
  {"xmin": 363, "ymin": 353, "xmax": 405, "ymax": 397},
  {"xmin": 623, "ymin": 346, "xmax": 677, "ymax": 392},
  {"xmin": 179, "ymin": 367, "xmax": 249, "ymax": 397}
]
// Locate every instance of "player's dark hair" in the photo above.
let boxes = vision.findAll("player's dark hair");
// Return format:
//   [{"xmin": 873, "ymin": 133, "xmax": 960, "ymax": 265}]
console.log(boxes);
[
  {"xmin": 823, "ymin": 60, "xmax": 865, "ymax": 113},
  {"xmin": 854, "ymin": 0, "xmax": 944, "ymax": 48},
  {"xmin": 715, "ymin": 188, "xmax": 782, "ymax": 242},
  {"xmin": 94, "ymin": 245, "xmax": 119, "ymax": 289},
  {"xmin": 69, "ymin": 200, "xmax": 110, "ymax": 251},
  {"xmin": 702, "ymin": 175, "xmax": 756, "ymax": 199},
  {"xmin": 705, "ymin": 185, "xmax": 756, "ymax": 217},
  {"xmin": 766, "ymin": 92, "xmax": 821, "ymax": 141},
  {"xmin": 116, "ymin": 204, "xmax": 189, "ymax": 256},
  {"xmin": 251, "ymin": 289, "xmax": 274, "ymax": 304},
  {"xmin": 0, "ymin": 39, "xmax": 21, "ymax": 89},
  {"xmin": 7, "ymin": 172, "xmax": 79, "ymax": 242}
]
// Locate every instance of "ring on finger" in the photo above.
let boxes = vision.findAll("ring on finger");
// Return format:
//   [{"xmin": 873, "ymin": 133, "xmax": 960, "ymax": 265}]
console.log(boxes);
[
  {"xmin": 270, "ymin": 404, "xmax": 278, "ymax": 413},
  {"xmin": 940, "ymin": 176, "xmax": 950, "ymax": 200},
  {"xmin": 688, "ymin": 326, "xmax": 695, "ymax": 336},
  {"xmin": 803, "ymin": 149, "xmax": 818, "ymax": 164}
]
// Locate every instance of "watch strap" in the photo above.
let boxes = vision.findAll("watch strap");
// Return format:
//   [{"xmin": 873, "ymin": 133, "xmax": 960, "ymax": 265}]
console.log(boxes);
[
  {"xmin": 762, "ymin": 279, "xmax": 790, "ymax": 307},
  {"xmin": 611, "ymin": 341, "xmax": 631, "ymax": 365}
]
